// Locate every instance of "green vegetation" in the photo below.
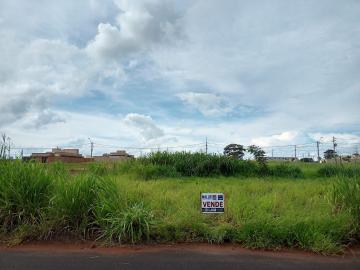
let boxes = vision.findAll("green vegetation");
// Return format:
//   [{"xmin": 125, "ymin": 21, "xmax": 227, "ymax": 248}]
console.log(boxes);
[
  {"xmin": 332, "ymin": 177, "xmax": 360, "ymax": 224},
  {"xmin": 318, "ymin": 164, "xmax": 360, "ymax": 178},
  {"xmin": 0, "ymin": 161, "xmax": 53, "ymax": 231},
  {"xmin": 135, "ymin": 151, "xmax": 303, "ymax": 178},
  {"xmin": 0, "ymin": 153, "xmax": 359, "ymax": 254}
]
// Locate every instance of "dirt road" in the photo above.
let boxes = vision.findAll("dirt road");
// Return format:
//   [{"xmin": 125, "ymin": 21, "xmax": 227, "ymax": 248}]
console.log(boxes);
[{"xmin": 0, "ymin": 243, "xmax": 359, "ymax": 270}]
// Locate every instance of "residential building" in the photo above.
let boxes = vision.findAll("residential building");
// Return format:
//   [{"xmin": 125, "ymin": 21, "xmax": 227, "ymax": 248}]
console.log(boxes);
[{"xmin": 28, "ymin": 148, "xmax": 93, "ymax": 163}]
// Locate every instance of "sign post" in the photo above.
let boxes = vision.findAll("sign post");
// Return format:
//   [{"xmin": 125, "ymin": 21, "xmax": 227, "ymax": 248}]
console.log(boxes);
[{"xmin": 201, "ymin": 193, "xmax": 225, "ymax": 213}]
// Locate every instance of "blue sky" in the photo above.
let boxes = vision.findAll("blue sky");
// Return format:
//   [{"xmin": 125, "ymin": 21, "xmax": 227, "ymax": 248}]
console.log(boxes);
[{"xmin": 1, "ymin": 0, "xmax": 359, "ymax": 157}]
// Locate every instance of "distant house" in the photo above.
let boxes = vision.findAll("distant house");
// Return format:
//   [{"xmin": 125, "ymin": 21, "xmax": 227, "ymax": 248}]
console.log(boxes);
[
  {"xmin": 93, "ymin": 150, "xmax": 134, "ymax": 162},
  {"xmin": 28, "ymin": 148, "xmax": 92, "ymax": 163}
]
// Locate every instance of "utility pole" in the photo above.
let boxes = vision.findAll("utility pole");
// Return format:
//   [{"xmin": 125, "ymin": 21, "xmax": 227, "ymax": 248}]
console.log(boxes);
[
  {"xmin": 88, "ymin": 138, "xmax": 94, "ymax": 157},
  {"xmin": 205, "ymin": 137, "xmax": 208, "ymax": 154},
  {"xmin": 332, "ymin": 136, "xmax": 337, "ymax": 152},
  {"xmin": 316, "ymin": 141, "xmax": 320, "ymax": 162},
  {"xmin": 294, "ymin": 145, "xmax": 297, "ymax": 159},
  {"xmin": 7, "ymin": 137, "xmax": 11, "ymax": 159}
]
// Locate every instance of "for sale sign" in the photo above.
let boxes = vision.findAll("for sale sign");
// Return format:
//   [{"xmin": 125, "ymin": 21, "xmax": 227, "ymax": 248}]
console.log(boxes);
[{"xmin": 201, "ymin": 193, "xmax": 225, "ymax": 213}]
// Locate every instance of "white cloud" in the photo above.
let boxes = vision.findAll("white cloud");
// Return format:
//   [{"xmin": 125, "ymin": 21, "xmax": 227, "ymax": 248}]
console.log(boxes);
[
  {"xmin": 177, "ymin": 92, "xmax": 232, "ymax": 116},
  {"xmin": 1, "ymin": 0, "xmax": 359, "ymax": 151},
  {"xmin": 251, "ymin": 131, "xmax": 298, "ymax": 147},
  {"xmin": 25, "ymin": 110, "xmax": 66, "ymax": 129},
  {"xmin": 0, "ymin": 37, "xmax": 126, "ymax": 128},
  {"xmin": 151, "ymin": 0, "xmax": 360, "ymax": 130},
  {"xmin": 308, "ymin": 132, "xmax": 360, "ymax": 144},
  {"xmin": 124, "ymin": 113, "xmax": 164, "ymax": 140},
  {"xmin": 86, "ymin": 0, "xmax": 181, "ymax": 60}
]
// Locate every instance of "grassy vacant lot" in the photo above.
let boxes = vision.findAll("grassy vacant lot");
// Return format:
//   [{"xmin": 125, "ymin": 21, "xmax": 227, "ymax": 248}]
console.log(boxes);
[{"xmin": 0, "ymin": 153, "xmax": 359, "ymax": 254}]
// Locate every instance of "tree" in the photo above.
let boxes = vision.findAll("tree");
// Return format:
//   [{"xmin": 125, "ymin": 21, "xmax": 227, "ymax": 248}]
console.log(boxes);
[
  {"xmin": 224, "ymin": 144, "xmax": 245, "ymax": 160},
  {"xmin": 324, "ymin": 149, "xmax": 336, "ymax": 160},
  {"xmin": 247, "ymin": 145, "xmax": 267, "ymax": 165}
]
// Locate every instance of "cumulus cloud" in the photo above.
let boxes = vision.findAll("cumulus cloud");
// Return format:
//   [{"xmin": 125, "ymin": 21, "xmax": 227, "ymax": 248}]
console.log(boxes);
[
  {"xmin": 124, "ymin": 113, "xmax": 164, "ymax": 140},
  {"xmin": 0, "ymin": 36, "xmax": 125, "ymax": 128},
  {"xmin": 86, "ymin": 0, "xmax": 181, "ymax": 60}
]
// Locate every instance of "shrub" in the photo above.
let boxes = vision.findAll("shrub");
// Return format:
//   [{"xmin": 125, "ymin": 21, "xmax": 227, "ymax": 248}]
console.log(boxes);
[{"xmin": 137, "ymin": 152, "xmax": 274, "ymax": 178}]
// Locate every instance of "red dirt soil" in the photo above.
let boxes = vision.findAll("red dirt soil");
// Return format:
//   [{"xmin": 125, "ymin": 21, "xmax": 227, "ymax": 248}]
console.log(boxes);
[{"xmin": 0, "ymin": 240, "xmax": 359, "ymax": 261}]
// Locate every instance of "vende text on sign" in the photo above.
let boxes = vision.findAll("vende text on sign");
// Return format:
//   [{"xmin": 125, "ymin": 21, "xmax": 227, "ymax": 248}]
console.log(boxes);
[{"xmin": 201, "ymin": 193, "xmax": 225, "ymax": 213}]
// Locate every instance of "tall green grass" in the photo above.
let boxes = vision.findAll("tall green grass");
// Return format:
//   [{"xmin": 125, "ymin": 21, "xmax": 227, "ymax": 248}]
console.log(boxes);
[
  {"xmin": 136, "ymin": 151, "xmax": 303, "ymax": 179},
  {"xmin": 0, "ymin": 161, "xmax": 153, "ymax": 243},
  {"xmin": 94, "ymin": 178, "xmax": 152, "ymax": 244},
  {"xmin": 139, "ymin": 151, "xmax": 243, "ymax": 177},
  {"xmin": 0, "ymin": 160, "xmax": 359, "ymax": 254},
  {"xmin": 47, "ymin": 174, "xmax": 99, "ymax": 237},
  {"xmin": 0, "ymin": 161, "xmax": 53, "ymax": 231},
  {"xmin": 87, "ymin": 153, "xmax": 360, "ymax": 181},
  {"xmin": 332, "ymin": 176, "xmax": 360, "ymax": 224},
  {"xmin": 318, "ymin": 164, "xmax": 360, "ymax": 178}
]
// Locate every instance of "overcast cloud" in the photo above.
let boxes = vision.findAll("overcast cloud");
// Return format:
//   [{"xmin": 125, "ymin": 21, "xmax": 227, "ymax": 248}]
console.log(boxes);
[{"xmin": 0, "ymin": 0, "xmax": 359, "ymax": 156}]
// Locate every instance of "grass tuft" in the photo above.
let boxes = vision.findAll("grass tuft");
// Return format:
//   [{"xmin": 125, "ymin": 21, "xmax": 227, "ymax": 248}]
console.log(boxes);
[
  {"xmin": 0, "ymin": 160, "xmax": 53, "ymax": 231},
  {"xmin": 47, "ymin": 174, "xmax": 100, "ymax": 237}
]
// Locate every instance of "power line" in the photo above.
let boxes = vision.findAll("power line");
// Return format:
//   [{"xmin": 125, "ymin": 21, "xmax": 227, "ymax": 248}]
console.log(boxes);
[
  {"xmin": 333, "ymin": 136, "xmax": 337, "ymax": 152},
  {"xmin": 93, "ymin": 142, "xmax": 205, "ymax": 150},
  {"xmin": 11, "ymin": 143, "xmax": 90, "ymax": 150},
  {"xmin": 316, "ymin": 141, "xmax": 320, "ymax": 161},
  {"xmin": 205, "ymin": 137, "xmax": 208, "ymax": 154}
]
